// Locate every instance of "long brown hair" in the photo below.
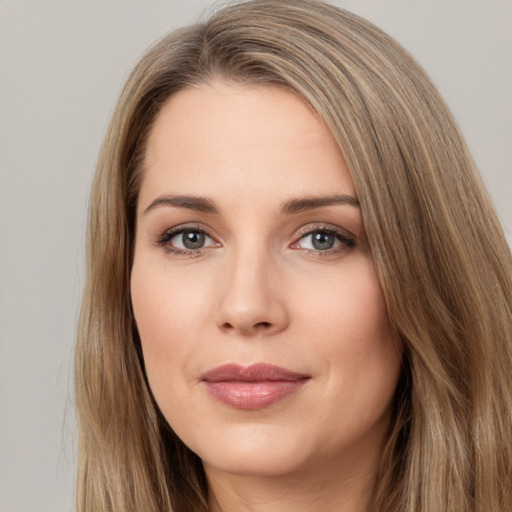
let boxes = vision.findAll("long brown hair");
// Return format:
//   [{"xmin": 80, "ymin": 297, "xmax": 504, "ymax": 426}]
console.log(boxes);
[{"xmin": 75, "ymin": 1, "xmax": 512, "ymax": 510}]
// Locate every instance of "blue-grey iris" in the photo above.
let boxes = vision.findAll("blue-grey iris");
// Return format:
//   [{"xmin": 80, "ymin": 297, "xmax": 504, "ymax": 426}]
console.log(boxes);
[
  {"xmin": 312, "ymin": 232, "xmax": 335, "ymax": 250},
  {"xmin": 183, "ymin": 231, "xmax": 205, "ymax": 249}
]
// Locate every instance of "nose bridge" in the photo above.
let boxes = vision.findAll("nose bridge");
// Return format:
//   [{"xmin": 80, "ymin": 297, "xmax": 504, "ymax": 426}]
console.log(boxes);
[{"xmin": 216, "ymin": 240, "xmax": 287, "ymax": 335}]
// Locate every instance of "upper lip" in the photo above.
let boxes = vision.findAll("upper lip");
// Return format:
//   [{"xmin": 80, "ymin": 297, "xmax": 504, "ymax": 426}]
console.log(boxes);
[{"xmin": 201, "ymin": 363, "xmax": 310, "ymax": 382}]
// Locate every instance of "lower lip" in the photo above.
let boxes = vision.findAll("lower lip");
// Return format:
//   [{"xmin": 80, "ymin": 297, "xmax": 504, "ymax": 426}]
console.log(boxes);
[{"xmin": 204, "ymin": 380, "xmax": 308, "ymax": 409}]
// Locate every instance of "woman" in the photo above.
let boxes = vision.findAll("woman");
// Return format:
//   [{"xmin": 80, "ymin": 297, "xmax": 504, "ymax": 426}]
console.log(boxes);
[{"xmin": 75, "ymin": 1, "xmax": 512, "ymax": 511}]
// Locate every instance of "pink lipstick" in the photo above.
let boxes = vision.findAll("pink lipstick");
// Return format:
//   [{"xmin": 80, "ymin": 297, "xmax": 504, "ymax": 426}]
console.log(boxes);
[{"xmin": 201, "ymin": 363, "xmax": 309, "ymax": 410}]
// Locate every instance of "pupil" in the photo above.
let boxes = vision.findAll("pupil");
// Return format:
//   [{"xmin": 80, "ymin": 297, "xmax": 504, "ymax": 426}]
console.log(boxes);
[
  {"xmin": 183, "ymin": 231, "xmax": 205, "ymax": 249},
  {"xmin": 312, "ymin": 231, "xmax": 334, "ymax": 250}
]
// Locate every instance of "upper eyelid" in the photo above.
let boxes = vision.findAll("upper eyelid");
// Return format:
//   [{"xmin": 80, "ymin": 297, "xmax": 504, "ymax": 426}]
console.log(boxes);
[
  {"xmin": 156, "ymin": 222, "xmax": 355, "ymax": 246},
  {"xmin": 156, "ymin": 223, "xmax": 216, "ymax": 245},
  {"xmin": 156, "ymin": 225, "xmax": 218, "ymax": 255},
  {"xmin": 161, "ymin": 223, "xmax": 212, "ymax": 236},
  {"xmin": 294, "ymin": 223, "xmax": 355, "ymax": 239},
  {"xmin": 291, "ymin": 224, "xmax": 357, "ymax": 251}
]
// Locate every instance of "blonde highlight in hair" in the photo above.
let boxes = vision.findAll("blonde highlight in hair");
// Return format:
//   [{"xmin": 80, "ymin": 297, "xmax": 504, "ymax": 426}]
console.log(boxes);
[{"xmin": 75, "ymin": 1, "xmax": 512, "ymax": 510}]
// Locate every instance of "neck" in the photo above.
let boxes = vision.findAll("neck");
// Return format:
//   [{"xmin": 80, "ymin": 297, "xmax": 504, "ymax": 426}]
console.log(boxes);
[{"xmin": 205, "ymin": 452, "xmax": 379, "ymax": 512}]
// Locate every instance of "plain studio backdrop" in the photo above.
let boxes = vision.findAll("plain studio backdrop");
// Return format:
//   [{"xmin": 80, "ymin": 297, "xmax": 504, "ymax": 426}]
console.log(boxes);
[{"xmin": 0, "ymin": 1, "xmax": 510, "ymax": 511}]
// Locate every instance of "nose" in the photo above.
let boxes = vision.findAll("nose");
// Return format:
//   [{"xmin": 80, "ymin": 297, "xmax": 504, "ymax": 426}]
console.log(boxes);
[{"xmin": 215, "ymin": 249, "xmax": 289, "ymax": 337}]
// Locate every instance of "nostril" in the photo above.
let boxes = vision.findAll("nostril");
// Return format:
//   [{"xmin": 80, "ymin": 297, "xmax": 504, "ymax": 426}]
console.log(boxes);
[{"xmin": 222, "ymin": 321, "xmax": 272, "ymax": 332}]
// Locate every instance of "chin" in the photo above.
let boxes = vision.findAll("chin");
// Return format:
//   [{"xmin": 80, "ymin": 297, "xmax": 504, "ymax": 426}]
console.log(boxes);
[{"xmin": 186, "ymin": 422, "xmax": 315, "ymax": 478}]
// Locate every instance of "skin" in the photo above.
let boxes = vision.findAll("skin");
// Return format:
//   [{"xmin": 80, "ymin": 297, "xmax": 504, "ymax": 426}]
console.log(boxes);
[{"xmin": 131, "ymin": 81, "xmax": 402, "ymax": 512}]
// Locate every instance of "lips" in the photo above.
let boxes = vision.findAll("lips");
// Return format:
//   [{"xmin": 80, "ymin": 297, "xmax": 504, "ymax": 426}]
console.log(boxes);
[{"xmin": 201, "ymin": 363, "xmax": 310, "ymax": 410}]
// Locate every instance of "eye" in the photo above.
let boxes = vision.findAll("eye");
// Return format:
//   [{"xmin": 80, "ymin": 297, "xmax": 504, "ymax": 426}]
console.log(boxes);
[
  {"xmin": 293, "ymin": 227, "xmax": 355, "ymax": 253},
  {"xmin": 173, "ymin": 230, "xmax": 209, "ymax": 250},
  {"xmin": 157, "ymin": 226, "xmax": 218, "ymax": 254},
  {"xmin": 303, "ymin": 231, "xmax": 337, "ymax": 250}
]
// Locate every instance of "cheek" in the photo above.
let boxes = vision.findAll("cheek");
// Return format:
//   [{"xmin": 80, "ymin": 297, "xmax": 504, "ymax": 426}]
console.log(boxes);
[
  {"xmin": 131, "ymin": 251, "xmax": 212, "ymax": 334},
  {"xmin": 334, "ymin": 266, "xmax": 398, "ymax": 378},
  {"xmin": 130, "ymin": 258, "xmax": 208, "ymax": 389},
  {"xmin": 298, "ymin": 258, "xmax": 392, "ymax": 349},
  {"xmin": 299, "ymin": 260, "xmax": 400, "ymax": 412}
]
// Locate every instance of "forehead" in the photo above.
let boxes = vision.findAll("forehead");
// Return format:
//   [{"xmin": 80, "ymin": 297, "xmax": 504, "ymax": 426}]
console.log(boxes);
[{"xmin": 140, "ymin": 81, "xmax": 355, "ymax": 208}]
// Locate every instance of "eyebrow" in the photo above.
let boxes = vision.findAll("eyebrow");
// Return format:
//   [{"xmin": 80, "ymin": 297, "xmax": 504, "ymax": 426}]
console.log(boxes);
[
  {"xmin": 143, "ymin": 193, "xmax": 360, "ymax": 215},
  {"xmin": 144, "ymin": 195, "xmax": 220, "ymax": 214},
  {"xmin": 280, "ymin": 194, "xmax": 360, "ymax": 214}
]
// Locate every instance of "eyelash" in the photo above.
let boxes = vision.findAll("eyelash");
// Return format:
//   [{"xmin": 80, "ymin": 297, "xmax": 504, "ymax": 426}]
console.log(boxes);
[
  {"xmin": 293, "ymin": 225, "xmax": 356, "ymax": 256},
  {"xmin": 156, "ymin": 224, "xmax": 215, "ymax": 257},
  {"xmin": 156, "ymin": 224, "xmax": 356, "ymax": 257}
]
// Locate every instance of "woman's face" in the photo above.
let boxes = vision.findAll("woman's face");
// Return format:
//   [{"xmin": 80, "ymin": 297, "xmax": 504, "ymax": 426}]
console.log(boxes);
[{"xmin": 131, "ymin": 82, "xmax": 402, "ymax": 480}]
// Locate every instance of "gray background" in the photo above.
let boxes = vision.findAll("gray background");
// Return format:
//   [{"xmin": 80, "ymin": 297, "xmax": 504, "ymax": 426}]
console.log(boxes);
[{"xmin": 0, "ymin": 1, "xmax": 510, "ymax": 510}]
